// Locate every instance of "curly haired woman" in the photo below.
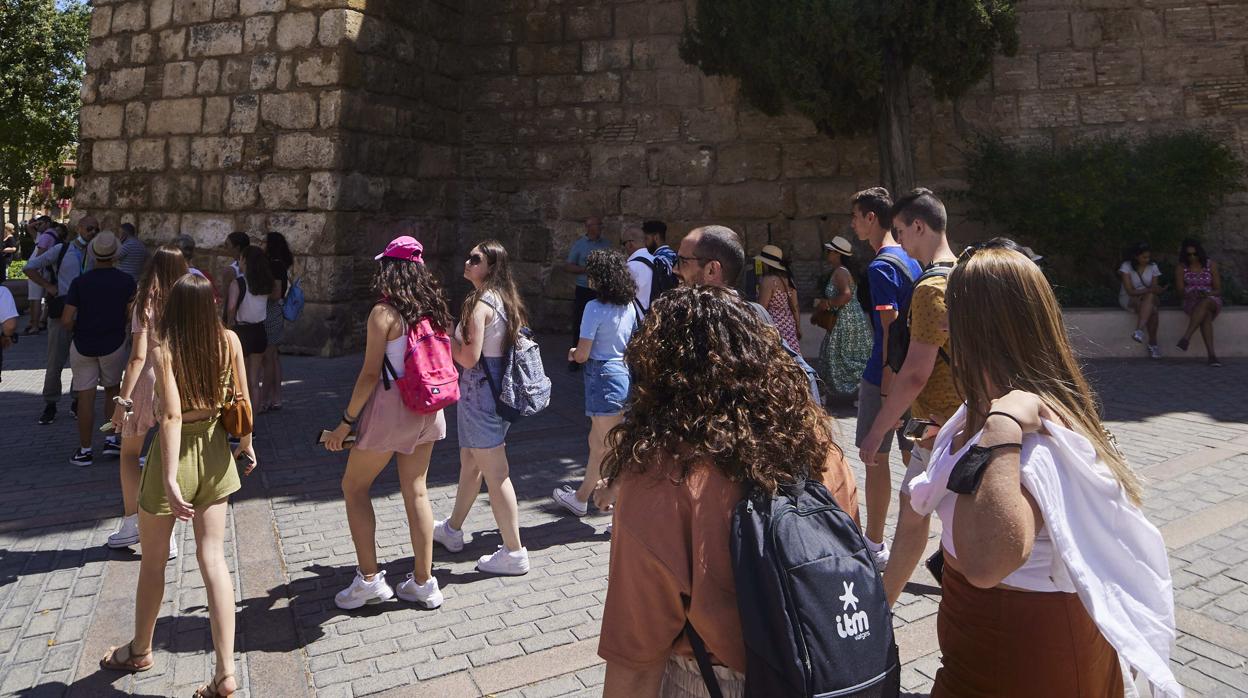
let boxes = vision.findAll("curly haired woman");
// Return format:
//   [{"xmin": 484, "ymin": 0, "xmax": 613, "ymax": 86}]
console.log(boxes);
[
  {"xmin": 553, "ymin": 249, "xmax": 640, "ymax": 517},
  {"xmin": 596, "ymin": 286, "xmax": 859, "ymax": 697}
]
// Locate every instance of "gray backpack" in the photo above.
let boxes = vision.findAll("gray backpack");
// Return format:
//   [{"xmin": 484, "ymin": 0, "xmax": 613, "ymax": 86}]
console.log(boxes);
[{"xmin": 481, "ymin": 298, "xmax": 551, "ymax": 422}]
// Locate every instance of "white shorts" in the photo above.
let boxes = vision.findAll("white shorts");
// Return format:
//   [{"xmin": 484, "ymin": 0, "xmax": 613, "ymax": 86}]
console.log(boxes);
[
  {"xmin": 70, "ymin": 344, "xmax": 127, "ymax": 392},
  {"xmin": 27, "ymin": 280, "xmax": 44, "ymax": 301}
]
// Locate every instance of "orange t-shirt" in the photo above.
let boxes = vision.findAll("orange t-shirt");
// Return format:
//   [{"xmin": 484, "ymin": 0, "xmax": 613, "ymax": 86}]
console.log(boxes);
[{"xmin": 597, "ymin": 449, "xmax": 859, "ymax": 673}]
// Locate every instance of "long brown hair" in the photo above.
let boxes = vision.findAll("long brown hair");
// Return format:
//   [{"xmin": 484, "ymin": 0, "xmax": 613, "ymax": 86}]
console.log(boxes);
[
  {"xmin": 947, "ymin": 247, "xmax": 1143, "ymax": 504},
  {"xmin": 373, "ymin": 257, "xmax": 452, "ymax": 331},
  {"xmin": 601, "ymin": 286, "xmax": 835, "ymax": 493},
  {"xmin": 242, "ymin": 246, "xmax": 274, "ymax": 296},
  {"xmin": 159, "ymin": 274, "xmax": 228, "ymax": 411},
  {"xmin": 461, "ymin": 240, "xmax": 528, "ymax": 345},
  {"xmin": 131, "ymin": 245, "xmax": 188, "ymax": 330}
]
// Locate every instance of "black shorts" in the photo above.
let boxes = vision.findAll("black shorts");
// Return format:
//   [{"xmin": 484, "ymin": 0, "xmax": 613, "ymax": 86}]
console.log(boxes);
[{"xmin": 232, "ymin": 323, "xmax": 268, "ymax": 355}]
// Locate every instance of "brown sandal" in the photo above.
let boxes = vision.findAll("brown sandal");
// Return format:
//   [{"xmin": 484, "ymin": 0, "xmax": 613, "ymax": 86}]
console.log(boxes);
[
  {"xmin": 193, "ymin": 673, "xmax": 236, "ymax": 697},
  {"xmin": 99, "ymin": 641, "xmax": 154, "ymax": 673}
]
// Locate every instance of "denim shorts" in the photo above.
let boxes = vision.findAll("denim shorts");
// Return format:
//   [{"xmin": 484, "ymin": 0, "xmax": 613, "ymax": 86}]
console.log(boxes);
[
  {"xmin": 457, "ymin": 357, "xmax": 510, "ymax": 449},
  {"xmin": 584, "ymin": 358, "xmax": 629, "ymax": 417}
]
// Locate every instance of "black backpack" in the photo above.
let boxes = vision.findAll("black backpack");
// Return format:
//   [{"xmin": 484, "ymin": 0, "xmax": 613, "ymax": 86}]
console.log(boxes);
[
  {"xmin": 884, "ymin": 263, "xmax": 953, "ymax": 374},
  {"xmin": 688, "ymin": 478, "xmax": 901, "ymax": 698},
  {"xmin": 632, "ymin": 255, "xmax": 679, "ymax": 309}
]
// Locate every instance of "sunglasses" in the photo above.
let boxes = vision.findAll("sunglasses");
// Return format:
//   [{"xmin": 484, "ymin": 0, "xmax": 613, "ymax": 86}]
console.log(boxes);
[
  {"xmin": 677, "ymin": 255, "xmax": 707, "ymax": 267},
  {"xmin": 466, "ymin": 253, "xmax": 484, "ymax": 266}
]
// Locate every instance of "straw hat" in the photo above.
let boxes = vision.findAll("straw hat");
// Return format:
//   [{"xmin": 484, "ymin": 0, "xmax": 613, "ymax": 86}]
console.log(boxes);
[
  {"xmin": 823, "ymin": 236, "xmax": 853, "ymax": 257},
  {"xmin": 755, "ymin": 244, "xmax": 789, "ymax": 272}
]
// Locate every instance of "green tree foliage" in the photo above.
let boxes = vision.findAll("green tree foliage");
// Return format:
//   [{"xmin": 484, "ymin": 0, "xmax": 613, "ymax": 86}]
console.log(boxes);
[
  {"xmin": 0, "ymin": 0, "xmax": 90, "ymax": 223},
  {"xmin": 680, "ymin": 1, "xmax": 1019, "ymax": 192},
  {"xmin": 960, "ymin": 132, "xmax": 1244, "ymax": 305}
]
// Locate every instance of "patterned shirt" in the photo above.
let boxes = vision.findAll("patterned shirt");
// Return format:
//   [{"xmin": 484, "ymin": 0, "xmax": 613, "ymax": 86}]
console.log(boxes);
[
  {"xmin": 115, "ymin": 235, "xmax": 148, "ymax": 282},
  {"xmin": 909, "ymin": 272, "xmax": 961, "ymax": 423}
]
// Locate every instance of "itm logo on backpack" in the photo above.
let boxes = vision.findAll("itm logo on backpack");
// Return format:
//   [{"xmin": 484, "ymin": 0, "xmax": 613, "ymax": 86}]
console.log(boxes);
[{"xmin": 835, "ymin": 581, "xmax": 871, "ymax": 640}]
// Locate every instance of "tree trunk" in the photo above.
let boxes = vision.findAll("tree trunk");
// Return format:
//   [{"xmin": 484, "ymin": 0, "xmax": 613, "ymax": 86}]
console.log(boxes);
[{"xmin": 877, "ymin": 43, "xmax": 915, "ymax": 196}]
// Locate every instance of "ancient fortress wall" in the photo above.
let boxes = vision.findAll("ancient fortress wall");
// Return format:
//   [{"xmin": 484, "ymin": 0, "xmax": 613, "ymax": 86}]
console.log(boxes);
[{"xmin": 75, "ymin": 0, "xmax": 1248, "ymax": 353}]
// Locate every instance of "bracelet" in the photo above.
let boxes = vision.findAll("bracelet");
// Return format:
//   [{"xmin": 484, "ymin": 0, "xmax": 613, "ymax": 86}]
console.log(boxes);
[
  {"xmin": 113, "ymin": 396, "xmax": 133, "ymax": 409},
  {"xmin": 986, "ymin": 411, "xmax": 1026, "ymax": 432},
  {"xmin": 342, "ymin": 410, "xmax": 358, "ymax": 426}
]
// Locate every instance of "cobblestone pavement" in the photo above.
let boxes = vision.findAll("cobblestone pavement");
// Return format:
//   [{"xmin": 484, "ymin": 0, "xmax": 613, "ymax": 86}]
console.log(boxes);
[{"xmin": 1, "ymin": 329, "xmax": 1246, "ymax": 696}]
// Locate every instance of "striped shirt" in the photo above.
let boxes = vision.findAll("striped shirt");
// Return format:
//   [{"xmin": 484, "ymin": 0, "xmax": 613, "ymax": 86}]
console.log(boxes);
[{"xmin": 115, "ymin": 235, "xmax": 148, "ymax": 281}]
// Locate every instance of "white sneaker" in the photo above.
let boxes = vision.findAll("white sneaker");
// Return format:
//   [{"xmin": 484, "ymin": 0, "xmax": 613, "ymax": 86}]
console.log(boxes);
[
  {"xmin": 334, "ymin": 569, "xmax": 394, "ymax": 610},
  {"xmin": 432, "ymin": 519, "xmax": 465, "ymax": 553},
  {"xmin": 867, "ymin": 538, "xmax": 890, "ymax": 571},
  {"xmin": 396, "ymin": 573, "xmax": 443, "ymax": 609},
  {"xmin": 1132, "ymin": 329, "xmax": 1145, "ymax": 344},
  {"xmin": 477, "ymin": 546, "xmax": 530, "ymax": 576},
  {"xmin": 1148, "ymin": 345, "xmax": 1162, "ymax": 360},
  {"xmin": 551, "ymin": 486, "xmax": 588, "ymax": 517},
  {"xmin": 168, "ymin": 531, "xmax": 178, "ymax": 560},
  {"xmin": 107, "ymin": 515, "xmax": 140, "ymax": 548}
]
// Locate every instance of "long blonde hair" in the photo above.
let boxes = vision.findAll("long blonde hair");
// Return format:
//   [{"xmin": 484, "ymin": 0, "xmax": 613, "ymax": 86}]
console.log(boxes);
[
  {"xmin": 461, "ymin": 240, "xmax": 528, "ymax": 346},
  {"xmin": 947, "ymin": 247, "xmax": 1143, "ymax": 505}
]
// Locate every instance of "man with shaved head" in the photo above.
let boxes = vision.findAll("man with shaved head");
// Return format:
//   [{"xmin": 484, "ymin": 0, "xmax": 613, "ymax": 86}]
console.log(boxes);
[
  {"xmin": 676, "ymin": 225, "xmax": 821, "ymax": 404},
  {"xmin": 24, "ymin": 214, "xmax": 100, "ymax": 425}
]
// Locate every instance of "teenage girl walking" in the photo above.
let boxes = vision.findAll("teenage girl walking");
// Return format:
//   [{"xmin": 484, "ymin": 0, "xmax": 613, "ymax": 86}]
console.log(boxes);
[
  {"xmin": 99, "ymin": 274, "xmax": 257, "ymax": 698},
  {"xmin": 433, "ymin": 241, "xmax": 531, "ymax": 576},
  {"xmin": 226, "ymin": 246, "xmax": 272, "ymax": 406},
  {"xmin": 553, "ymin": 249, "xmax": 639, "ymax": 517},
  {"xmin": 107, "ymin": 246, "xmax": 187, "ymax": 555},
  {"xmin": 322, "ymin": 236, "xmax": 450, "ymax": 610}
]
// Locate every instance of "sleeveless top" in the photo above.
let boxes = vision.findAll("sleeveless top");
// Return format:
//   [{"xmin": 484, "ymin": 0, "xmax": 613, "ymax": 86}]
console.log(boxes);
[
  {"xmin": 383, "ymin": 331, "xmax": 406, "ymax": 379},
  {"xmin": 764, "ymin": 280, "xmax": 800, "ymax": 349},
  {"xmin": 236, "ymin": 286, "xmax": 268, "ymax": 324},
  {"xmin": 455, "ymin": 289, "xmax": 507, "ymax": 358}
]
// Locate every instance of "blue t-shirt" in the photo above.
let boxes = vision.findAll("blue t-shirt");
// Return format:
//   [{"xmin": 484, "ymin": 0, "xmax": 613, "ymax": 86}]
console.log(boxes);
[
  {"xmin": 579, "ymin": 299, "xmax": 640, "ymax": 361},
  {"xmin": 567, "ymin": 235, "xmax": 612, "ymax": 287},
  {"xmin": 863, "ymin": 246, "xmax": 923, "ymax": 386},
  {"xmin": 66, "ymin": 267, "xmax": 137, "ymax": 357}
]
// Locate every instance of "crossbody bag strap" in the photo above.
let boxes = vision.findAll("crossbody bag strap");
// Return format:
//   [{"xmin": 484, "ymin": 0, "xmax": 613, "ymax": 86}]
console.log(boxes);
[
  {"xmin": 381, "ymin": 355, "xmax": 396, "ymax": 391},
  {"xmin": 683, "ymin": 621, "xmax": 724, "ymax": 698}
]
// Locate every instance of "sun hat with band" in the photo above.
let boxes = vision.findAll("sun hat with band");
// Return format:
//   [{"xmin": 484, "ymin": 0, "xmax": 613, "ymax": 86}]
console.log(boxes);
[
  {"xmin": 823, "ymin": 236, "xmax": 853, "ymax": 257},
  {"xmin": 375, "ymin": 235, "xmax": 424, "ymax": 263},
  {"xmin": 756, "ymin": 244, "xmax": 789, "ymax": 272},
  {"xmin": 91, "ymin": 231, "xmax": 119, "ymax": 262}
]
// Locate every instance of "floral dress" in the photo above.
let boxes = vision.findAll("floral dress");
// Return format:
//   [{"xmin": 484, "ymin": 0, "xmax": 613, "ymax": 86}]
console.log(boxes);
[
  {"xmin": 764, "ymin": 279, "xmax": 800, "ymax": 349},
  {"xmin": 818, "ymin": 270, "xmax": 872, "ymax": 397}
]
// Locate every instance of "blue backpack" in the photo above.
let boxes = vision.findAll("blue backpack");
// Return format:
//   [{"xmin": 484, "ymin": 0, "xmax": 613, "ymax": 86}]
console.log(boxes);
[
  {"xmin": 688, "ymin": 478, "xmax": 900, "ymax": 698},
  {"xmin": 282, "ymin": 275, "xmax": 305, "ymax": 322}
]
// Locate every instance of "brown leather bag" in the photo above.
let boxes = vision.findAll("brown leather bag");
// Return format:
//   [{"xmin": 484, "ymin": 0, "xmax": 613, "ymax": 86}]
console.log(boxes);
[
  {"xmin": 812, "ymin": 302, "xmax": 838, "ymax": 332},
  {"xmin": 220, "ymin": 364, "xmax": 253, "ymax": 438}
]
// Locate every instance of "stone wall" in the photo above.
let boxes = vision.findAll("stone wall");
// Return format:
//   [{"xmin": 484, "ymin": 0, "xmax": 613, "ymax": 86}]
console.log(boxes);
[
  {"xmin": 74, "ymin": 0, "xmax": 1248, "ymax": 353},
  {"xmin": 75, "ymin": 0, "xmax": 463, "ymax": 354}
]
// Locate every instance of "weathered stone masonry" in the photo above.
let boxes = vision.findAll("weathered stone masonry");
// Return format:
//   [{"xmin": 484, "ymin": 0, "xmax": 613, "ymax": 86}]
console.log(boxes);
[{"xmin": 76, "ymin": 0, "xmax": 1248, "ymax": 354}]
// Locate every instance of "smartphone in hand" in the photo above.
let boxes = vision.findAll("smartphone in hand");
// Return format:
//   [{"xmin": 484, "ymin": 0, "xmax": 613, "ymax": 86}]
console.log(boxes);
[
  {"xmin": 236, "ymin": 450, "xmax": 255, "ymax": 468},
  {"xmin": 316, "ymin": 430, "xmax": 358, "ymax": 447}
]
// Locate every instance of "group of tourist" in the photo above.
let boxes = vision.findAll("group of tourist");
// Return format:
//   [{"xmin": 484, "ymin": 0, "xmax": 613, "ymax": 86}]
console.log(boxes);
[{"xmin": 11, "ymin": 187, "xmax": 1188, "ymax": 696}]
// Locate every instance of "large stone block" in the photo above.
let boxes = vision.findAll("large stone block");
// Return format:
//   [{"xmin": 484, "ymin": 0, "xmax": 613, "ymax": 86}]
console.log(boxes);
[
  {"xmin": 189, "ymin": 22, "xmax": 243, "ymax": 58},
  {"xmin": 90, "ymin": 7, "xmax": 113, "ymax": 39},
  {"xmin": 197, "ymin": 60, "xmax": 221, "ymax": 94},
  {"xmin": 276, "ymin": 12, "xmax": 316, "ymax": 50},
  {"xmin": 159, "ymin": 28, "xmax": 187, "ymax": 61},
  {"xmin": 128, "ymin": 139, "xmax": 166, "ymax": 171},
  {"xmin": 659, "ymin": 187, "xmax": 704, "ymax": 219},
  {"xmin": 274, "ymin": 133, "xmax": 339, "ymax": 169},
  {"xmin": 260, "ymin": 173, "xmax": 307, "ymax": 208},
  {"xmin": 992, "ymin": 54, "xmax": 1038, "ymax": 92},
  {"xmin": 681, "ymin": 106, "xmax": 737, "ymax": 143},
  {"xmin": 1018, "ymin": 92, "xmax": 1077, "ymax": 129},
  {"xmin": 147, "ymin": 98, "xmax": 203, "ymax": 134},
  {"xmin": 517, "ymin": 44, "xmax": 581, "ymax": 75},
  {"xmin": 131, "ymin": 33, "xmax": 153, "ymax": 63},
  {"xmin": 223, "ymin": 174, "xmax": 258, "ymax": 210},
  {"xmin": 632, "ymin": 36, "xmax": 683, "ymax": 71},
  {"xmin": 172, "ymin": 0, "xmax": 214, "ymax": 25},
  {"xmin": 163, "ymin": 61, "xmax": 197, "ymax": 97},
  {"xmin": 98, "ymin": 67, "xmax": 146, "ymax": 102},
  {"xmin": 1018, "ymin": 10, "xmax": 1071, "ymax": 49},
  {"xmin": 782, "ymin": 140, "xmax": 838, "ymax": 180},
  {"xmin": 1213, "ymin": 5, "xmax": 1248, "ymax": 40},
  {"xmin": 136, "ymin": 212, "xmax": 181, "ymax": 241},
  {"xmin": 244, "ymin": 15, "xmax": 275, "ymax": 51},
  {"xmin": 92, "ymin": 140, "xmax": 128, "ymax": 172},
  {"xmin": 230, "ymin": 94, "xmax": 259, "ymax": 133},
  {"xmin": 180, "ymin": 213, "xmax": 235, "ymax": 249},
  {"xmin": 81, "ymin": 105, "xmax": 125, "ymax": 139},
  {"xmin": 111, "ymin": 2, "xmax": 147, "ymax": 33},
  {"xmin": 716, "ymin": 143, "xmax": 781, "ymax": 184},
  {"xmin": 1150, "ymin": 45, "xmax": 1246, "ymax": 82},
  {"xmin": 588, "ymin": 145, "xmax": 647, "ymax": 184},
  {"xmin": 318, "ymin": 8, "xmax": 362, "ymax": 47},
  {"xmin": 261, "ymin": 92, "xmax": 317, "ymax": 129},
  {"xmin": 1095, "ymin": 49, "xmax": 1142, "ymax": 86},
  {"xmin": 537, "ymin": 74, "xmax": 621, "ymax": 106},
  {"xmin": 112, "ymin": 175, "xmax": 150, "ymax": 209},
  {"xmin": 614, "ymin": 2, "xmax": 685, "ymax": 37},
  {"xmin": 203, "ymin": 96, "xmax": 231, "ymax": 133},
  {"xmin": 125, "ymin": 103, "xmax": 147, "ymax": 137},
  {"xmin": 250, "ymin": 53, "xmax": 278, "ymax": 90},
  {"xmin": 582, "ymin": 39, "xmax": 630, "ymax": 73},
  {"xmin": 295, "ymin": 52, "xmax": 342, "ymax": 87},
  {"xmin": 566, "ymin": 5, "xmax": 612, "ymax": 40},
  {"xmin": 708, "ymin": 183, "xmax": 793, "ymax": 218},
  {"xmin": 151, "ymin": 174, "xmax": 199, "ymax": 208},
  {"xmin": 1164, "ymin": 7, "xmax": 1213, "ymax": 41},
  {"xmin": 1071, "ymin": 10, "xmax": 1163, "ymax": 49},
  {"xmin": 1080, "ymin": 87, "xmax": 1181, "ymax": 125},
  {"xmin": 650, "ymin": 145, "xmax": 714, "ymax": 185},
  {"xmin": 268, "ymin": 212, "xmax": 329, "ymax": 254},
  {"xmin": 75, "ymin": 176, "xmax": 111, "ymax": 207},
  {"xmin": 190, "ymin": 136, "xmax": 244, "ymax": 170},
  {"xmin": 150, "ymin": 0, "xmax": 173, "ymax": 30},
  {"xmin": 241, "ymin": 0, "xmax": 286, "ymax": 15},
  {"xmin": 1038, "ymin": 52, "xmax": 1094, "ymax": 89}
]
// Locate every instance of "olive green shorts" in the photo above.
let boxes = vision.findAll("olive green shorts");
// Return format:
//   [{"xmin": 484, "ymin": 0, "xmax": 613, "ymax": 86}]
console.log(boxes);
[{"xmin": 139, "ymin": 417, "xmax": 241, "ymax": 516}]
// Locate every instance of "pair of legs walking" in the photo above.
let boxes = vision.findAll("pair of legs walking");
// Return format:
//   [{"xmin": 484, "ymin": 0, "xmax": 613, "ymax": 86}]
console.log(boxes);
[
  {"xmin": 553, "ymin": 415, "xmax": 621, "ymax": 516},
  {"xmin": 436, "ymin": 444, "xmax": 530, "ymax": 575},
  {"xmin": 103, "ymin": 499, "xmax": 235, "ymax": 695},
  {"xmin": 260, "ymin": 345, "xmax": 283, "ymax": 410},
  {"xmin": 337, "ymin": 443, "xmax": 443, "ymax": 608}
]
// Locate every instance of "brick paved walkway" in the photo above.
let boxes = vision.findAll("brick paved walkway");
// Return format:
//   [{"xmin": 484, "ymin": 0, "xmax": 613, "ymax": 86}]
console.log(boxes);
[{"xmin": 1, "ymin": 330, "xmax": 1246, "ymax": 696}]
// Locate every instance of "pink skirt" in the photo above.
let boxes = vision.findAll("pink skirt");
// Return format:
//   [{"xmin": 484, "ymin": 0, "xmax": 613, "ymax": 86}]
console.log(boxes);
[
  {"xmin": 355, "ymin": 381, "xmax": 446, "ymax": 454},
  {"xmin": 120, "ymin": 362, "xmax": 158, "ymax": 439}
]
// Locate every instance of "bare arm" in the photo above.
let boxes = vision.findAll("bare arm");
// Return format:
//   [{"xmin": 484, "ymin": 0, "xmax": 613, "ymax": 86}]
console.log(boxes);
[
  {"xmin": 859, "ymin": 342, "xmax": 939, "ymax": 463},
  {"xmin": 1120, "ymin": 271, "xmax": 1145, "ymax": 297},
  {"xmin": 152, "ymin": 344, "xmax": 193, "ymax": 519},
  {"xmin": 758, "ymin": 275, "xmax": 778, "ymax": 308},
  {"xmin": 226, "ymin": 331, "xmax": 256, "ymax": 464},
  {"xmin": 323, "ymin": 305, "xmax": 394, "ymax": 452},
  {"xmin": 950, "ymin": 406, "xmax": 1046, "ymax": 589},
  {"xmin": 878, "ymin": 309, "xmax": 899, "ymax": 394},
  {"xmin": 788, "ymin": 284, "xmax": 801, "ymax": 338},
  {"xmin": 568, "ymin": 337, "xmax": 593, "ymax": 364},
  {"xmin": 112, "ymin": 322, "xmax": 149, "ymax": 427},
  {"xmin": 1174, "ymin": 267, "xmax": 1186, "ymax": 296},
  {"xmin": 61, "ymin": 304, "xmax": 77, "ymax": 332},
  {"xmin": 603, "ymin": 661, "xmax": 666, "ymax": 698},
  {"xmin": 827, "ymin": 268, "xmax": 854, "ymax": 308},
  {"xmin": 451, "ymin": 303, "xmax": 490, "ymax": 369}
]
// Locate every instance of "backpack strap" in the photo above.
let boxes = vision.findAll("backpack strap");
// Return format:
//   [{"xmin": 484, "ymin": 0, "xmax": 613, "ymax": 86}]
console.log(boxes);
[
  {"xmin": 909, "ymin": 263, "xmax": 954, "ymax": 364},
  {"xmin": 684, "ymin": 621, "xmax": 724, "ymax": 698},
  {"xmin": 381, "ymin": 355, "xmax": 397, "ymax": 391},
  {"xmin": 874, "ymin": 252, "xmax": 916, "ymax": 285}
]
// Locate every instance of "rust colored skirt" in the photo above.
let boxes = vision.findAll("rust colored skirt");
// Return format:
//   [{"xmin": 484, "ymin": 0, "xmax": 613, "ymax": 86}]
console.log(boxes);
[{"xmin": 932, "ymin": 563, "xmax": 1124, "ymax": 698}]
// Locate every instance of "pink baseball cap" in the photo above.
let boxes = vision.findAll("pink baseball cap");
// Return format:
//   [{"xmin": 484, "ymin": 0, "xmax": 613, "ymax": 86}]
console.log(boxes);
[{"xmin": 375, "ymin": 236, "xmax": 424, "ymax": 263}]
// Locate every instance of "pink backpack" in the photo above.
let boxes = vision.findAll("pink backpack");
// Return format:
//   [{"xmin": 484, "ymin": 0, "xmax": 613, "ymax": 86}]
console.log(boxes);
[{"xmin": 381, "ymin": 316, "xmax": 460, "ymax": 414}]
